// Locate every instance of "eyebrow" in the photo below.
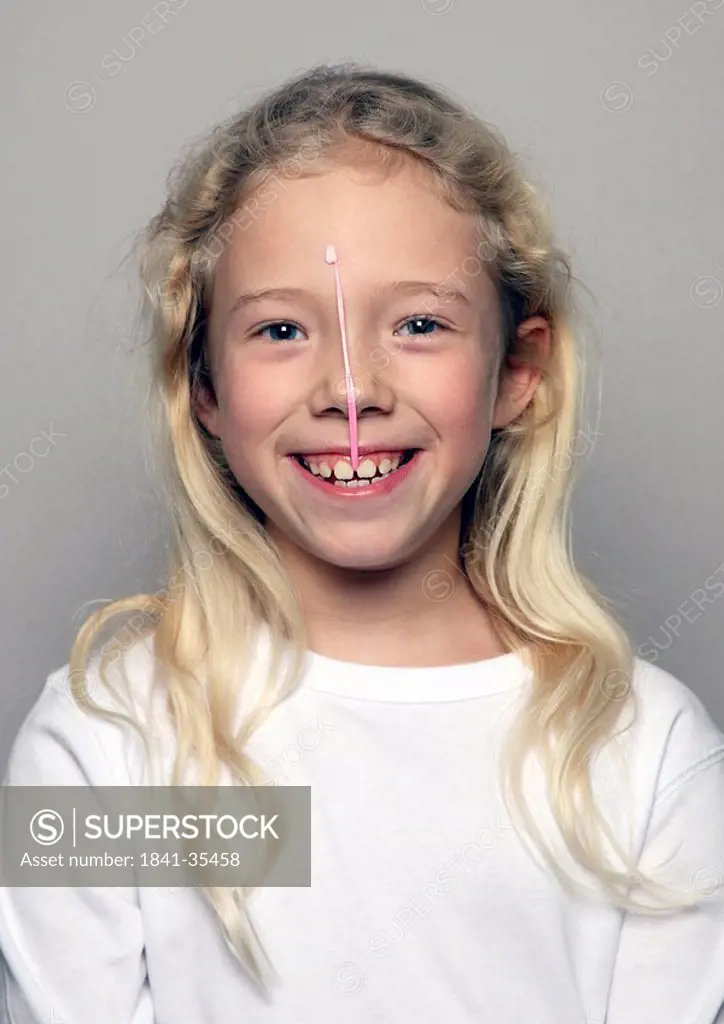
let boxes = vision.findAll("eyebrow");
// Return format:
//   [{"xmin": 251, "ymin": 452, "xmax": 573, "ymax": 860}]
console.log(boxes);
[{"xmin": 225, "ymin": 279, "xmax": 473, "ymax": 326}]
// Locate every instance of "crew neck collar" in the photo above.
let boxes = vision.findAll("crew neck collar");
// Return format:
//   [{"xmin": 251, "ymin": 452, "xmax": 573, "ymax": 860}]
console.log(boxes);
[
  {"xmin": 254, "ymin": 623, "xmax": 532, "ymax": 704},
  {"xmin": 303, "ymin": 644, "xmax": 532, "ymax": 703}
]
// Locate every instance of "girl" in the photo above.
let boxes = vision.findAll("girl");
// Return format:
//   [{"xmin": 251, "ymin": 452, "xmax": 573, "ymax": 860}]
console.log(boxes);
[{"xmin": 1, "ymin": 62, "xmax": 723, "ymax": 1024}]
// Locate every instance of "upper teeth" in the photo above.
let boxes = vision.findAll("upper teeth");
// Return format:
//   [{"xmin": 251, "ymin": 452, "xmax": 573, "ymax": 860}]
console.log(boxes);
[{"xmin": 302, "ymin": 453, "xmax": 403, "ymax": 479}]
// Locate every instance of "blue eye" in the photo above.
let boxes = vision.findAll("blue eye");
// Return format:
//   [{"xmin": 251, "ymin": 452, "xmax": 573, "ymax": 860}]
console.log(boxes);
[
  {"xmin": 396, "ymin": 316, "xmax": 447, "ymax": 336},
  {"xmin": 254, "ymin": 321, "xmax": 305, "ymax": 343},
  {"xmin": 253, "ymin": 316, "xmax": 447, "ymax": 343}
]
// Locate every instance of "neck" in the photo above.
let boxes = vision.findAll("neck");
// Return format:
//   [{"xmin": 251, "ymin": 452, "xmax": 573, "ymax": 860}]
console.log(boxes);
[{"xmin": 267, "ymin": 511, "xmax": 507, "ymax": 668}]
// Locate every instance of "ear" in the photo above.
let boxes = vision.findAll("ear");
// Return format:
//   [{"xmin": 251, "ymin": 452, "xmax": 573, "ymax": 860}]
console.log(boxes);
[
  {"xmin": 192, "ymin": 382, "xmax": 221, "ymax": 439},
  {"xmin": 491, "ymin": 315, "xmax": 550, "ymax": 429}
]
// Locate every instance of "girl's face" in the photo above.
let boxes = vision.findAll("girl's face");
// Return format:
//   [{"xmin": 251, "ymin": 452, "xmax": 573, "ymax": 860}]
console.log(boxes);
[{"xmin": 196, "ymin": 149, "xmax": 544, "ymax": 571}]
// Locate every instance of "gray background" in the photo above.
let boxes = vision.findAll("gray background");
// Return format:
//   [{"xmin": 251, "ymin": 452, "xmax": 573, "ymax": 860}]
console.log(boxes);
[{"xmin": 2, "ymin": 0, "xmax": 723, "ymax": 777}]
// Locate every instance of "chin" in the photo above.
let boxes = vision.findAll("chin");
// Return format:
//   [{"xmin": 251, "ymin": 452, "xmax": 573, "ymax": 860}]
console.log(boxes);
[{"xmin": 307, "ymin": 534, "xmax": 413, "ymax": 572}]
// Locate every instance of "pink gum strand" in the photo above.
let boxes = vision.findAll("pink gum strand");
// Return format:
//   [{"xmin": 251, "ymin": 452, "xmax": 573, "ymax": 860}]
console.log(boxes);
[{"xmin": 324, "ymin": 244, "xmax": 359, "ymax": 471}]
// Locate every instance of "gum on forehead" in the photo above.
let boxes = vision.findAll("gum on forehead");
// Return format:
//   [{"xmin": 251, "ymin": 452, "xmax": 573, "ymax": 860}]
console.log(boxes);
[{"xmin": 324, "ymin": 244, "xmax": 359, "ymax": 471}]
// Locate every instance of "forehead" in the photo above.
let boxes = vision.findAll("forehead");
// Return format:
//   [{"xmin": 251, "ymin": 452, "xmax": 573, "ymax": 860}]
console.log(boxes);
[{"xmin": 213, "ymin": 154, "xmax": 485, "ymax": 288}]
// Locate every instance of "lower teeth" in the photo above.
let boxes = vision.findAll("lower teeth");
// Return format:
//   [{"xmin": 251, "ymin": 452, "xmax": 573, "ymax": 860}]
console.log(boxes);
[{"xmin": 331, "ymin": 475, "xmax": 387, "ymax": 488}]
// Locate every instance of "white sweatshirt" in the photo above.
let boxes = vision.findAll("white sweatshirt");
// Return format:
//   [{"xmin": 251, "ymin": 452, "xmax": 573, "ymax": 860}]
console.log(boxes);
[{"xmin": 1, "ymin": 629, "xmax": 724, "ymax": 1024}]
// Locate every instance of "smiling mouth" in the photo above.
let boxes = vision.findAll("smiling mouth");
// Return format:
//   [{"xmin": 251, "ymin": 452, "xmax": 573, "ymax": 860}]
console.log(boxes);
[{"xmin": 290, "ymin": 449, "xmax": 419, "ymax": 488}]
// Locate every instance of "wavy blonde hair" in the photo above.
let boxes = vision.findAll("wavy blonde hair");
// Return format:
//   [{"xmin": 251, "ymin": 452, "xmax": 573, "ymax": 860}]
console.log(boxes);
[{"xmin": 68, "ymin": 62, "xmax": 699, "ymax": 997}]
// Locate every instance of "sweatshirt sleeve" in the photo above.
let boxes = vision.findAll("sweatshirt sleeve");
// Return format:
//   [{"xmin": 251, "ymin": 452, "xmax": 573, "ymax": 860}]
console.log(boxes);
[
  {"xmin": 606, "ymin": 746, "xmax": 724, "ymax": 1024},
  {"xmin": 0, "ymin": 670, "xmax": 155, "ymax": 1024}
]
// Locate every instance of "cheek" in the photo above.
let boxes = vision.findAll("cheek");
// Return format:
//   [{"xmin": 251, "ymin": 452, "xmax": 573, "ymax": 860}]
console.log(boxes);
[
  {"xmin": 413, "ymin": 351, "xmax": 492, "ymax": 442},
  {"xmin": 215, "ymin": 356, "xmax": 292, "ymax": 460}
]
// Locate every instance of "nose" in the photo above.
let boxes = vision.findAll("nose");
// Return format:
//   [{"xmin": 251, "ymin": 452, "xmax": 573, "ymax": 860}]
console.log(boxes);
[{"xmin": 309, "ymin": 332, "xmax": 396, "ymax": 424}]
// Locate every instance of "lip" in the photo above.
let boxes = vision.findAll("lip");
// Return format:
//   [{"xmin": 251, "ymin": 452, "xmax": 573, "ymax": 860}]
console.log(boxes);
[{"xmin": 285, "ymin": 450, "xmax": 423, "ymax": 499}]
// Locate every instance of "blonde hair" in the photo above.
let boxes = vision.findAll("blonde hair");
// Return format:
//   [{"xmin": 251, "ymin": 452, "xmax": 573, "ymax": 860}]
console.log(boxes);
[{"xmin": 68, "ymin": 62, "xmax": 701, "ymax": 997}]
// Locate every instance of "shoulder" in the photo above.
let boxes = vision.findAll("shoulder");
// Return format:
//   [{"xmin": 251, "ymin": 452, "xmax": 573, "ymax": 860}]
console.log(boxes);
[
  {"xmin": 4, "ymin": 633, "xmax": 161, "ymax": 787},
  {"xmin": 585, "ymin": 659, "xmax": 724, "ymax": 872},
  {"xmin": 627, "ymin": 656, "xmax": 724, "ymax": 797},
  {"xmin": 620, "ymin": 660, "xmax": 724, "ymax": 896}
]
